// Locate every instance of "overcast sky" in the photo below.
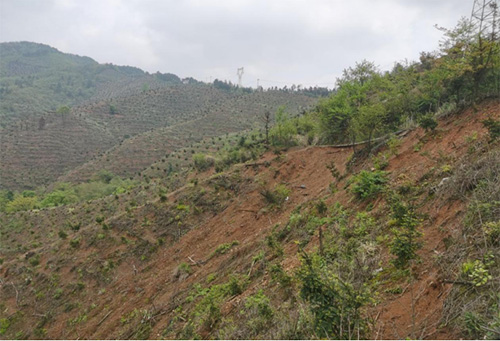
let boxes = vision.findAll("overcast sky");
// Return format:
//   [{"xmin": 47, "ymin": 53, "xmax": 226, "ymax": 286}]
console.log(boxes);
[{"xmin": 0, "ymin": 0, "xmax": 473, "ymax": 88}]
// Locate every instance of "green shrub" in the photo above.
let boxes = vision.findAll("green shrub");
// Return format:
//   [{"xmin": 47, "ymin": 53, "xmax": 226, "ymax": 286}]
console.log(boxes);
[
  {"xmin": 260, "ymin": 184, "xmax": 291, "ymax": 207},
  {"xmin": 174, "ymin": 262, "xmax": 192, "ymax": 281},
  {"xmin": 269, "ymin": 263, "xmax": 292, "ymax": 288},
  {"xmin": 53, "ymin": 288, "xmax": 63, "ymax": 299},
  {"xmin": 58, "ymin": 230, "xmax": 68, "ymax": 239},
  {"xmin": 5, "ymin": 195, "xmax": 38, "ymax": 213},
  {"xmin": 193, "ymin": 153, "xmax": 214, "ymax": 171},
  {"xmin": 484, "ymin": 221, "xmax": 500, "ymax": 245},
  {"xmin": 387, "ymin": 135, "xmax": 402, "ymax": 155},
  {"xmin": 269, "ymin": 106, "xmax": 297, "ymax": 147},
  {"xmin": 28, "ymin": 254, "xmax": 40, "ymax": 267},
  {"xmin": 418, "ymin": 114, "xmax": 438, "ymax": 132},
  {"xmin": 211, "ymin": 241, "xmax": 239, "ymax": 257},
  {"xmin": 464, "ymin": 311, "xmax": 484, "ymax": 338},
  {"xmin": 389, "ymin": 200, "xmax": 422, "ymax": 269},
  {"xmin": 482, "ymin": 118, "xmax": 500, "ymax": 141},
  {"xmin": 69, "ymin": 238, "xmax": 80, "ymax": 248},
  {"xmin": 0, "ymin": 318, "xmax": 10, "ymax": 335},
  {"xmin": 40, "ymin": 189, "xmax": 78, "ymax": 207},
  {"xmin": 227, "ymin": 275, "xmax": 243, "ymax": 296},
  {"xmin": 461, "ymin": 255, "xmax": 494, "ymax": 287},
  {"xmin": 351, "ymin": 170, "xmax": 388, "ymax": 200},
  {"xmin": 373, "ymin": 153, "xmax": 389, "ymax": 170},
  {"xmin": 297, "ymin": 252, "xmax": 371, "ymax": 339},
  {"xmin": 245, "ymin": 289, "xmax": 274, "ymax": 319}
]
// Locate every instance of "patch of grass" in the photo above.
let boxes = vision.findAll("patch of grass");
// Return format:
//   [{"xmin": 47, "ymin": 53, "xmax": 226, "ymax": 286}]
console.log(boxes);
[
  {"xmin": 260, "ymin": 184, "xmax": 291, "ymax": 208},
  {"xmin": 0, "ymin": 318, "xmax": 10, "ymax": 335},
  {"xmin": 69, "ymin": 238, "xmax": 80, "ymax": 248},
  {"xmin": 210, "ymin": 240, "xmax": 239, "ymax": 257}
]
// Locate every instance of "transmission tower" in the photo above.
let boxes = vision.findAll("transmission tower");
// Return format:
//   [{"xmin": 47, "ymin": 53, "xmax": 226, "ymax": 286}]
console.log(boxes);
[
  {"xmin": 470, "ymin": 0, "xmax": 499, "ymax": 40},
  {"xmin": 237, "ymin": 67, "xmax": 244, "ymax": 87}
]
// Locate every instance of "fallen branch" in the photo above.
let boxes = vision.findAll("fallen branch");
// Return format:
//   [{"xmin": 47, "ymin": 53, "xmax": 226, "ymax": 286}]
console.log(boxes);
[
  {"xmin": 480, "ymin": 324, "xmax": 500, "ymax": 336},
  {"xmin": 244, "ymin": 162, "xmax": 268, "ymax": 167},
  {"xmin": 441, "ymin": 279, "xmax": 472, "ymax": 286},
  {"xmin": 97, "ymin": 310, "xmax": 113, "ymax": 326},
  {"xmin": 247, "ymin": 260, "xmax": 256, "ymax": 277},
  {"xmin": 10, "ymin": 282, "xmax": 19, "ymax": 307},
  {"xmin": 238, "ymin": 209, "xmax": 258, "ymax": 213},
  {"xmin": 309, "ymin": 129, "xmax": 411, "ymax": 149},
  {"xmin": 188, "ymin": 256, "xmax": 205, "ymax": 266}
]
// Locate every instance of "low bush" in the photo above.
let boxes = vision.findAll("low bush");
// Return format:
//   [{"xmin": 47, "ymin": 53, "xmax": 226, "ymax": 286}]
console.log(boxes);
[
  {"xmin": 350, "ymin": 170, "xmax": 388, "ymax": 200},
  {"xmin": 211, "ymin": 240, "xmax": 239, "ymax": 257},
  {"xmin": 193, "ymin": 153, "xmax": 215, "ymax": 171},
  {"xmin": 260, "ymin": 184, "xmax": 291, "ymax": 208},
  {"xmin": 418, "ymin": 114, "xmax": 438, "ymax": 132}
]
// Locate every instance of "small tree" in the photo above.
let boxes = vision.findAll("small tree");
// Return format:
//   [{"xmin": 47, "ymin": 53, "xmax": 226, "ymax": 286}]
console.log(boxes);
[
  {"xmin": 109, "ymin": 104, "xmax": 117, "ymax": 115},
  {"xmin": 270, "ymin": 106, "xmax": 297, "ymax": 147},
  {"xmin": 57, "ymin": 105, "xmax": 70, "ymax": 125},
  {"xmin": 389, "ymin": 199, "xmax": 423, "ymax": 269},
  {"xmin": 260, "ymin": 111, "xmax": 271, "ymax": 146},
  {"xmin": 38, "ymin": 116, "xmax": 46, "ymax": 130}
]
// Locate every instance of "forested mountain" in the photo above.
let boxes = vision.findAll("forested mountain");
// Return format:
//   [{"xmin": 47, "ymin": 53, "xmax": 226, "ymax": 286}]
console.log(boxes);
[{"xmin": 0, "ymin": 42, "xmax": 182, "ymax": 127}]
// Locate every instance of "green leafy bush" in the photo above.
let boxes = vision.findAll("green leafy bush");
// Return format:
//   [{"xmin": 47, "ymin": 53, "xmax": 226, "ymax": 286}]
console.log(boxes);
[
  {"xmin": 5, "ymin": 195, "xmax": 38, "ymax": 213},
  {"xmin": 482, "ymin": 118, "xmax": 500, "ymax": 141},
  {"xmin": 245, "ymin": 290, "xmax": 274, "ymax": 331},
  {"xmin": 269, "ymin": 106, "xmax": 297, "ymax": 147},
  {"xmin": 351, "ymin": 170, "xmax": 388, "ymax": 200},
  {"xmin": 461, "ymin": 255, "xmax": 494, "ymax": 287},
  {"xmin": 69, "ymin": 238, "xmax": 80, "ymax": 248},
  {"xmin": 0, "ymin": 318, "xmax": 10, "ymax": 335},
  {"xmin": 193, "ymin": 153, "xmax": 214, "ymax": 171},
  {"xmin": 297, "ymin": 253, "xmax": 371, "ymax": 339},
  {"xmin": 389, "ymin": 198, "xmax": 422, "ymax": 269},
  {"xmin": 260, "ymin": 184, "xmax": 291, "ymax": 208},
  {"xmin": 211, "ymin": 240, "xmax": 239, "ymax": 257},
  {"xmin": 418, "ymin": 114, "xmax": 438, "ymax": 132}
]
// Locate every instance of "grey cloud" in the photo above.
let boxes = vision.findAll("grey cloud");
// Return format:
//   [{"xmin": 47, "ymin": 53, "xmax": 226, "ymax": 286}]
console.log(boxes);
[{"xmin": 0, "ymin": 0, "xmax": 473, "ymax": 88}]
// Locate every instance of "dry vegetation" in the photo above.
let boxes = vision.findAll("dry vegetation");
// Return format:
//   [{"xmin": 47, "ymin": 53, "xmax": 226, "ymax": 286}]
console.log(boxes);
[{"xmin": 0, "ymin": 100, "xmax": 498, "ymax": 339}]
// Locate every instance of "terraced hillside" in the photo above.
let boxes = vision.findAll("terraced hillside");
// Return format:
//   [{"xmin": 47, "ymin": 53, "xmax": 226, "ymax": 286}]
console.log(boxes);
[
  {"xmin": 0, "ymin": 42, "xmax": 318, "ymax": 190},
  {"xmin": 58, "ymin": 90, "xmax": 315, "ymax": 184},
  {"xmin": 0, "ymin": 85, "xmax": 315, "ymax": 190}
]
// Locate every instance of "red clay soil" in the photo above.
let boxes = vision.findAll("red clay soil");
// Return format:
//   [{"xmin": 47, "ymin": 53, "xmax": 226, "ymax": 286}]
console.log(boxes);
[
  {"xmin": 369, "ymin": 99, "xmax": 499, "ymax": 339},
  {"xmin": 1, "ymin": 100, "xmax": 498, "ymax": 339},
  {"xmin": 41, "ymin": 146, "xmax": 350, "ymax": 339}
]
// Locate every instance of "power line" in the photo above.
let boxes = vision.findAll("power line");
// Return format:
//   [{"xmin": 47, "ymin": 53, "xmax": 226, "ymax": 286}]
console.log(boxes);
[{"xmin": 257, "ymin": 79, "xmax": 336, "ymax": 86}]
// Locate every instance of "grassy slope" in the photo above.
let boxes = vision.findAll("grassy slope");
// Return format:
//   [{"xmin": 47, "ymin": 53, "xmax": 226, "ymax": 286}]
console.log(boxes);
[
  {"xmin": 0, "ymin": 85, "xmax": 315, "ymax": 190},
  {"xmin": 0, "ymin": 100, "xmax": 498, "ymax": 339}
]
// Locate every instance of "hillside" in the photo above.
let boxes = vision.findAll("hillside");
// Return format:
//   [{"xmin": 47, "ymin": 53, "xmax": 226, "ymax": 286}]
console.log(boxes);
[
  {"xmin": 0, "ymin": 42, "xmax": 180, "ymax": 127},
  {"xmin": 0, "ymin": 100, "xmax": 498, "ymax": 339},
  {"xmin": 0, "ymin": 86, "xmax": 315, "ymax": 190},
  {"xmin": 0, "ymin": 42, "xmax": 317, "ymax": 190},
  {"xmin": 1, "ymin": 17, "xmax": 499, "ymax": 340}
]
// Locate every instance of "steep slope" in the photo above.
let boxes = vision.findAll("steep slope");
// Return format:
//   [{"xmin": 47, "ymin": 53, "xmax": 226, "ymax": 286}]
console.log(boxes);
[{"xmin": 0, "ymin": 100, "xmax": 498, "ymax": 339}]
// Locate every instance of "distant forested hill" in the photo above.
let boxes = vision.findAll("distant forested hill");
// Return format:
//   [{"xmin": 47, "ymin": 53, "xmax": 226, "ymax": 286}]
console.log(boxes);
[{"xmin": 0, "ymin": 41, "xmax": 182, "ymax": 128}]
